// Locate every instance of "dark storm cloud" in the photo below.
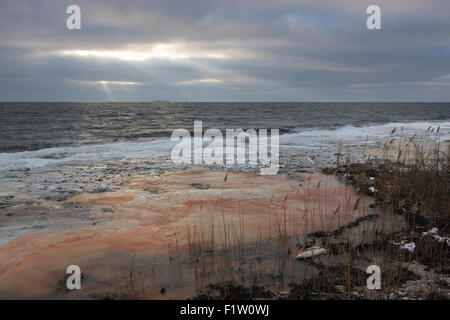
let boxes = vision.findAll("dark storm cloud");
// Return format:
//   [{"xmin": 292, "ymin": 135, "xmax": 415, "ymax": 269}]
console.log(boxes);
[{"xmin": 0, "ymin": 0, "xmax": 449, "ymax": 101}]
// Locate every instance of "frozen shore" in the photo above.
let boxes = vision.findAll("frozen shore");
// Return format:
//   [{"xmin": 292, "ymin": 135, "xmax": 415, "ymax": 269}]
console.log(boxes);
[
  {"xmin": 0, "ymin": 151, "xmax": 381, "ymax": 299},
  {"xmin": 0, "ymin": 122, "xmax": 448, "ymax": 299}
]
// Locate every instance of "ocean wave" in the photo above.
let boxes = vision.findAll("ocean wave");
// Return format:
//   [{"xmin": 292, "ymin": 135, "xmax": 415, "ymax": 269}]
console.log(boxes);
[
  {"xmin": 0, "ymin": 139, "xmax": 176, "ymax": 172},
  {"xmin": 281, "ymin": 120, "xmax": 450, "ymax": 148},
  {"xmin": 0, "ymin": 120, "xmax": 448, "ymax": 172}
]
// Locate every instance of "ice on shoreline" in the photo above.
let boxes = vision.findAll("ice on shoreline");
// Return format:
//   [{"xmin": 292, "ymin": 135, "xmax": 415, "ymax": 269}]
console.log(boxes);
[{"xmin": 0, "ymin": 120, "xmax": 448, "ymax": 173}]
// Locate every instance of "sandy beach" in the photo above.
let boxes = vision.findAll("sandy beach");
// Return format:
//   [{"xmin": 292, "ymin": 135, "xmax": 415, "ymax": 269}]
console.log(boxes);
[
  {"xmin": 0, "ymin": 164, "xmax": 369, "ymax": 298},
  {"xmin": 0, "ymin": 116, "xmax": 449, "ymax": 300},
  {"xmin": 0, "ymin": 139, "xmax": 419, "ymax": 300}
]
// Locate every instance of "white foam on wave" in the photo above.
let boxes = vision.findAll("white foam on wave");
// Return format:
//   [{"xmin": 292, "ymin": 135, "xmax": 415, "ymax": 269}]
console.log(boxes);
[
  {"xmin": 280, "ymin": 121, "xmax": 450, "ymax": 150},
  {"xmin": 0, "ymin": 138, "xmax": 177, "ymax": 172},
  {"xmin": 0, "ymin": 120, "xmax": 449, "ymax": 172}
]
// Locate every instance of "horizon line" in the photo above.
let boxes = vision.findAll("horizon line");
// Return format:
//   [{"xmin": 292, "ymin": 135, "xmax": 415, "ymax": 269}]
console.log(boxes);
[{"xmin": 1, "ymin": 101, "xmax": 450, "ymax": 104}]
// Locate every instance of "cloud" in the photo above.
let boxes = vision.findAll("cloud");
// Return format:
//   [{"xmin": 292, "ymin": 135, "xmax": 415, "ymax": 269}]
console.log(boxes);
[
  {"xmin": 179, "ymin": 78, "xmax": 224, "ymax": 85},
  {"xmin": 0, "ymin": 0, "xmax": 449, "ymax": 101}
]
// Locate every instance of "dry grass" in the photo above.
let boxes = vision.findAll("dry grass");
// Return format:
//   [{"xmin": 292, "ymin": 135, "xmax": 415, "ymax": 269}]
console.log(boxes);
[
  {"xmin": 323, "ymin": 126, "xmax": 449, "ymax": 298},
  {"xmin": 97, "ymin": 126, "xmax": 449, "ymax": 300}
]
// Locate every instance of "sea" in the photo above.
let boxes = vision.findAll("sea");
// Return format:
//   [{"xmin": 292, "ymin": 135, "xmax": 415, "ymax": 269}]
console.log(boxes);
[{"xmin": 0, "ymin": 102, "xmax": 449, "ymax": 171}]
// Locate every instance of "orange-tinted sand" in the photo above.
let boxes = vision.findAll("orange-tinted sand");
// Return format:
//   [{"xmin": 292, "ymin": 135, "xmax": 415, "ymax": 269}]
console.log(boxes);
[{"xmin": 0, "ymin": 168, "xmax": 372, "ymax": 299}]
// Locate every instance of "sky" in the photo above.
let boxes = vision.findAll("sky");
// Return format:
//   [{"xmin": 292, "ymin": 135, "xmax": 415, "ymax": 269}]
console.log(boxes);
[{"xmin": 0, "ymin": 0, "xmax": 450, "ymax": 102}]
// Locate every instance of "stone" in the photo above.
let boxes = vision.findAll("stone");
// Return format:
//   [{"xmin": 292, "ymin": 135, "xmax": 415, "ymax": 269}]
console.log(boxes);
[
  {"xmin": 89, "ymin": 186, "xmax": 112, "ymax": 193},
  {"xmin": 296, "ymin": 246, "xmax": 326, "ymax": 259},
  {"xmin": 191, "ymin": 183, "xmax": 211, "ymax": 190},
  {"xmin": 335, "ymin": 285, "xmax": 346, "ymax": 294}
]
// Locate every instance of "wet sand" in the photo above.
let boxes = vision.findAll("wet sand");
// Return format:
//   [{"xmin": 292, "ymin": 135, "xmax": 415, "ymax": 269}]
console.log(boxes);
[{"xmin": 0, "ymin": 167, "xmax": 377, "ymax": 299}]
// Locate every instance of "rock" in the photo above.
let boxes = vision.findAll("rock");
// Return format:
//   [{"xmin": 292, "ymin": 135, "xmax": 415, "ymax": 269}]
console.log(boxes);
[
  {"xmin": 277, "ymin": 290, "xmax": 289, "ymax": 298},
  {"xmin": 89, "ymin": 186, "xmax": 112, "ymax": 193},
  {"xmin": 440, "ymin": 277, "xmax": 450, "ymax": 286},
  {"xmin": 296, "ymin": 246, "xmax": 326, "ymax": 259},
  {"xmin": 253, "ymin": 255, "xmax": 262, "ymax": 262},
  {"xmin": 308, "ymin": 230, "xmax": 328, "ymax": 237},
  {"xmin": 102, "ymin": 207, "xmax": 115, "ymax": 213},
  {"xmin": 400, "ymin": 242, "xmax": 416, "ymax": 252},
  {"xmin": 335, "ymin": 285, "xmax": 346, "ymax": 294},
  {"xmin": 191, "ymin": 183, "xmax": 211, "ymax": 190},
  {"xmin": 44, "ymin": 194, "xmax": 68, "ymax": 202},
  {"xmin": 398, "ymin": 290, "xmax": 407, "ymax": 297}
]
